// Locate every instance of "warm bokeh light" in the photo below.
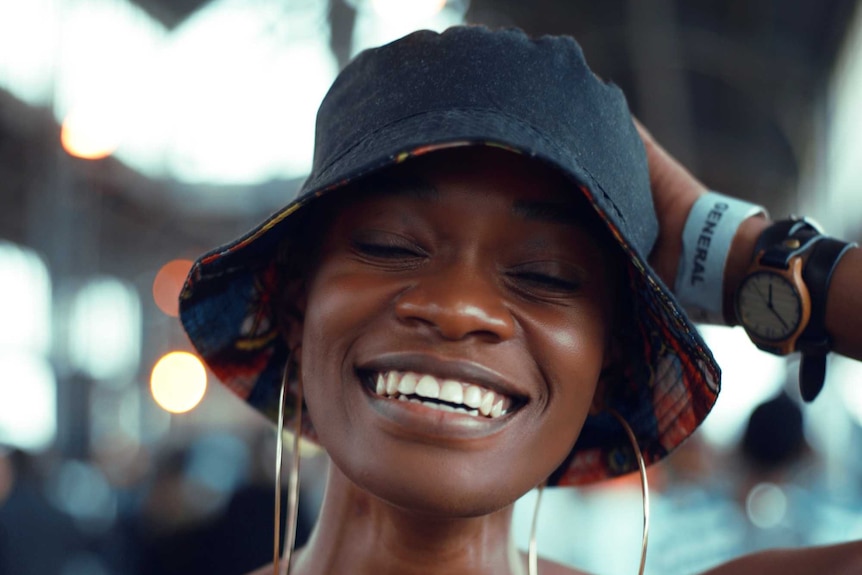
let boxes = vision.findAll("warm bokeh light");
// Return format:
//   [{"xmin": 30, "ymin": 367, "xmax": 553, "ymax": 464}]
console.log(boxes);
[
  {"xmin": 152, "ymin": 259, "xmax": 193, "ymax": 317},
  {"xmin": 371, "ymin": 0, "xmax": 447, "ymax": 21},
  {"xmin": 150, "ymin": 351, "xmax": 207, "ymax": 414},
  {"xmin": 60, "ymin": 106, "xmax": 120, "ymax": 160}
]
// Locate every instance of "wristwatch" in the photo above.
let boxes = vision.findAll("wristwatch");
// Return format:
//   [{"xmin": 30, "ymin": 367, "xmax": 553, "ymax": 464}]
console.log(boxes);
[{"xmin": 735, "ymin": 218, "xmax": 856, "ymax": 401}]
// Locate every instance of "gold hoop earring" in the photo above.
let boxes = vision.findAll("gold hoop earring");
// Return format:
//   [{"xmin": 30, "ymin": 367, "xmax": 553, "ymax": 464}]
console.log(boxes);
[
  {"xmin": 527, "ymin": 482, "xmax": 545, "ymax": 575},
  {"xmin": 273, "ymin": 358, "xmax": 303, "ymax": 575},
  {"xmin": 609, "ymin": 408, "xmax": 650, "ymax": 575}
]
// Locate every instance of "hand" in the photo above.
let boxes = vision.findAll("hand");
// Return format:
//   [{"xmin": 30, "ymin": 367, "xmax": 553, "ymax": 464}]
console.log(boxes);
[{"xmin": 633, "ymin": 118, "xmax": 708, "ymax": 288}]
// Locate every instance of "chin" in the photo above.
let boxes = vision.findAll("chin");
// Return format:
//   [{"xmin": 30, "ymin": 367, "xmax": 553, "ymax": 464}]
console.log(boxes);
[
  {"xmin": 327, "ymin": 441, "xmax": 543, "ymax": 518},
  {"xmin": 354, "ymin": 470, "xmax": 524, "ymax": 518}
]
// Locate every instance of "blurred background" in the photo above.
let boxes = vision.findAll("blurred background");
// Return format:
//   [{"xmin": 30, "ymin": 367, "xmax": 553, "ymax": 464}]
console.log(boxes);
[{"xmin": 2, "ymin": 0, "xmax": 862, "ymax": 574}]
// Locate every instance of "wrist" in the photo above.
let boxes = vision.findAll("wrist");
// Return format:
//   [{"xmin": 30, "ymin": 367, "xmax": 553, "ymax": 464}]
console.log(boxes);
[
  {"xmin": 824, "ymin": 244, "xmax": 861, "ymax": 359},
  {"xmin": 651, "ymin": 191, "xmax": 700, "ymax": 289},
  {"xmin": 722, "ymin": 214, "xmax": 771, "ymax": 325},
  {"xmin": 674, "ymin": 192, "xmax": 766, "ymax": 323}
]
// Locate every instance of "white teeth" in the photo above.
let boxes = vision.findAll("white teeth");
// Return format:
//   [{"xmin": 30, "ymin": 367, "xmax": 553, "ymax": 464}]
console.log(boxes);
[
  {"xmin": 397, "ymin": 372, "xmax": 418, "ymax": 395},
  {"xmin": 439, "ymin": 379, "xmax": 464, "ymax": 404},
  {"xmin": 385, "ymin": 372, "xmax": 399, "ymax": 395},
  {"xmin": 415, "ymin": 375, "xmax": 440, "ymax": 399},
  {"xmin": 371, "ymin": 370, "xmax": 515, "ymax": 419},
  {"xmin": 479, "ymin": 391, "xmax": 495, "ymax": 416},
  {"xmin": 463, "ymin": 385, "xmax": 483, "ymax": 408},
  {"xmin": 491, "ymin": 399, "xmax": 503, "ymax": 418}
]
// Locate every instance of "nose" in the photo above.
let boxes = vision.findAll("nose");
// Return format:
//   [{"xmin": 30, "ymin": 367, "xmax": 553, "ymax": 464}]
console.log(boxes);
[{"xmin": 394, "ymin": 266, "xmax": 516, "ymax": 342}]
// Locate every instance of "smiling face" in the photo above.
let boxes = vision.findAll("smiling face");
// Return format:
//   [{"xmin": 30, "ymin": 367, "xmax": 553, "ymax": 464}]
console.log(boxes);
[{"xmin": 293, "ymin": 147, "xmax": 618, "ymax": 517}]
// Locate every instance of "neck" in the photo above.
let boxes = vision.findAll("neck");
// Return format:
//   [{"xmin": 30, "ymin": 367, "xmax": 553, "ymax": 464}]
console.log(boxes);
[{"xmin": 291, "ymin": 464, "xmax": 527, "ymax": 575}]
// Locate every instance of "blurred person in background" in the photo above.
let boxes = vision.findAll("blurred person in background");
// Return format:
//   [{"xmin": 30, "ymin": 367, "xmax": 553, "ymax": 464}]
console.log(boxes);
[
  {"xmin": 735, "ymin": 393, "xmax": 815, "ymax": 551},
  {"xmin": 647, "ymin": 393, "xmax": 820, "ymax": 574},
  {"xmin": 0, "ymin": 448, "xmax": 85, "ymax": 575}
]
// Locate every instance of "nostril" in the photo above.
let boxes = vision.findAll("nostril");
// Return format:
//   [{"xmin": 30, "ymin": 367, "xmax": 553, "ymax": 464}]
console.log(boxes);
[{"xmin": 395, "ymin": 295, "xmax": 515, "ymax": 341}]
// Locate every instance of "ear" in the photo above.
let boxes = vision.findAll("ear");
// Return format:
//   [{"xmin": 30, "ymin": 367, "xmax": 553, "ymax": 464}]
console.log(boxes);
[
  {"xmin": 276, "ymin": 276, "xmax": 308, "ymax": 358},
  {"xmin": 590, "ymin": 334, "xmax": 623, "ymax": 416}
]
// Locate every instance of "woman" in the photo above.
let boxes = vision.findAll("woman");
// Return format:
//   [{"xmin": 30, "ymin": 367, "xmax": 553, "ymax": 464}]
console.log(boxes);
[{"xmin": 179, "ymin": 26, "xmax": 862, "ymax": 574}]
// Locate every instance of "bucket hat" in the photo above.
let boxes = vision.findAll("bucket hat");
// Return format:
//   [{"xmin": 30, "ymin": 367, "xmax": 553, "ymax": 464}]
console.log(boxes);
[{"xmin": 179, "ymin": 25, "xmax": 720, "ymax": 486}]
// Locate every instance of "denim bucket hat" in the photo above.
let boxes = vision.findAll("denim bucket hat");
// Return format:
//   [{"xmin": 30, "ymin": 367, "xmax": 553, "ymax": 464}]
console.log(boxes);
[{"xmin": 179, "ymin": 25, "xmax": 720, "ymax": 486}]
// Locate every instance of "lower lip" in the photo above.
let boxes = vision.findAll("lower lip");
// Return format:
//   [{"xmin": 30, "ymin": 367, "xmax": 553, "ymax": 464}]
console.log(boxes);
[{"xmin": 361, "ymin": 385, "xmax": 515, "ymax": 441}]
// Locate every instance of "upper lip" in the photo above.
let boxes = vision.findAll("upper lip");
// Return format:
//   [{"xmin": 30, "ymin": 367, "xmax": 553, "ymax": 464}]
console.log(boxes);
[{"xmin": 357, "ymin": 352, "xmax": 529, "ymax": 402}]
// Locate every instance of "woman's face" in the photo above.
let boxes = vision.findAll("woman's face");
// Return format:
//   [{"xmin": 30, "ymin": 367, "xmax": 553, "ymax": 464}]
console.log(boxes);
[{"xmin": 297, "ymin": 148, "xmax": 617, "ymax": 517}]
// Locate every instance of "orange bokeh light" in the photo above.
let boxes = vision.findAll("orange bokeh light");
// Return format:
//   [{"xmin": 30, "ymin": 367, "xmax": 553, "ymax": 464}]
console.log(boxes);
[
  {"xmin": 60, "ymin": 109, "xmax": 119, "ymax": 160},
  {"xmin": 152, "ymin": 259, "xmax": 193, "ymax": 317},
  {"xmin": 150, "ymin": 351, "xmax": 207, "ymax": 414}
]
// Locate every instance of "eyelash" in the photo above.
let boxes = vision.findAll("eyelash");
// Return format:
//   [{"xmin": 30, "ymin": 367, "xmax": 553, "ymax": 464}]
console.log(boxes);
[
  {"xmin": 351, "ymin": 240, "xmax": 426, "ymax": 261},
  {"xmin": 512, "ymin": 271, "xmax": 581, "ymax": 292},
  {"xmin": 509, "ymin": 272, "xmax": 583, "ymax": 294},
  {"xmin": 350, "ymin": 235, "xmax": 583, "ymax": 295}
]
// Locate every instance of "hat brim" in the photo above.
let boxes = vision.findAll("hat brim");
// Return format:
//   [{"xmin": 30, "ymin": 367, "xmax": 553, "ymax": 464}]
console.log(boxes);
[{"xmin": 180, "ymin": 115, "xmax": 720, "ymax": 486}]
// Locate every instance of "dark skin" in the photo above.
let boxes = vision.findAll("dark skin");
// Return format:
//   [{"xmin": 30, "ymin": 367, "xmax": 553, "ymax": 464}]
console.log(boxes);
[
  {"xmin": 284, "ymin": 148, "xmax": 614, "ymax": 575},
  {"xmin": 247, "ymin": 138, "xmax": 862, "ymax": 575}
]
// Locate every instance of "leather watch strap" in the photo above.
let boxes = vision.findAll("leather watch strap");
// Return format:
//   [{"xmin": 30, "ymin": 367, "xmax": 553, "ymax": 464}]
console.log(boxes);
[
  {"xmin": 797, "ymin": 238, "xmax": 857, "ymax": 401},
  {"xmin": 753, "ymin": 218, "xmax": 821, "ymax": 268},
  {"xmin": 747, "ymin": 217, "xmax": 856, "ymax": 402}
]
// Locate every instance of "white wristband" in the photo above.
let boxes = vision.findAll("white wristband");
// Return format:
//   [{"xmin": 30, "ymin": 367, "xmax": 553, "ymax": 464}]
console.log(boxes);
[{"xmin": 675, "ymin": 191, "xmax": 766, "ymax": 324}]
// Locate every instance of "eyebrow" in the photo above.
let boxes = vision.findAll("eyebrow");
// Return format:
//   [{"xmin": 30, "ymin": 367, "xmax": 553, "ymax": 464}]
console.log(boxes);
[{"xmin": 512, "ymin": 199, "xmax": 589, "ymax": 226}]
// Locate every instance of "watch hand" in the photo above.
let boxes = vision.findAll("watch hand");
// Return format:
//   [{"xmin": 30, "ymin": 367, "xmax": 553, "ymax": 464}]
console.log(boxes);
[
  {"xmin": 751, "ymin": 282, "xmax": 771, "ymax": 310},
  {"xmin": 751, "ymin": 280, "xmax": 789, "ymax": 331},
  {"xmin": 769, "ymin": 306, "xmax": 789, "ymax": 330}
]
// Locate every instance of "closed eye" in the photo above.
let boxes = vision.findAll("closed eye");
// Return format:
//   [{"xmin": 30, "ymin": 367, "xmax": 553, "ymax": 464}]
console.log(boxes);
[
  {"xmin": 506, "ymin": 261, "xmax": 586, "ymax": 296},
  {"xmin": 349, "ymin": 230, "xmax": 428, "ymax": 265},
  {"xmin": 353, "ymin": 241, "xmax": 423, "ymax": 259},
  {"xmin": 513, "ymin": 271, "xmax": 581, "ymax": 292}
]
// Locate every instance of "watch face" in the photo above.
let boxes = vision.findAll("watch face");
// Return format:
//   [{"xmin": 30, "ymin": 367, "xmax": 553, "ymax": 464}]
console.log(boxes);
[{"xmin": 737, "ymin": 271, "xmax": 802, "ymax": 341}]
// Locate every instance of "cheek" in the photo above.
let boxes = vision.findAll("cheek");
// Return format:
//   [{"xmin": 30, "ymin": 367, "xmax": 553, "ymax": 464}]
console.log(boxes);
[
  {"xmin": 298, "ymin": 271, "xmax": 366, "ymax": 433},
  {"xmin": 522, "ymin": 307, "xmax": 608, "ymax": 473},
  {"xmin": 298, "ymin": 268, "xmax": 401, "ymax": 443},
  {"xmin": 532, "ymin": 302, "xmax": 608, "ymax": 392},
  {"xmin": 301, "ymin": 268, "xmax": 392, "ymax": 364}
]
